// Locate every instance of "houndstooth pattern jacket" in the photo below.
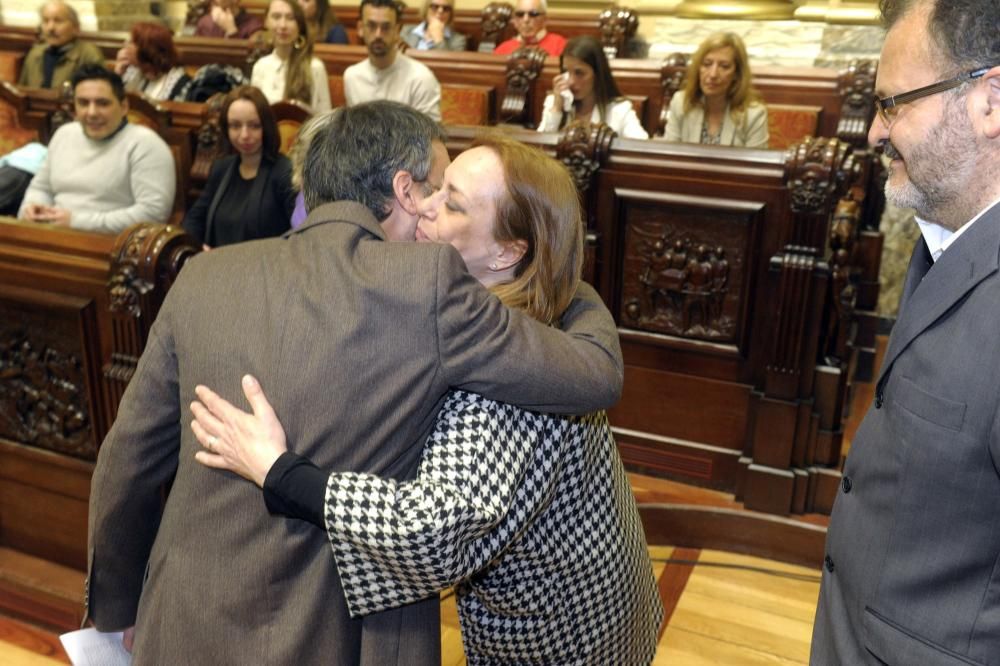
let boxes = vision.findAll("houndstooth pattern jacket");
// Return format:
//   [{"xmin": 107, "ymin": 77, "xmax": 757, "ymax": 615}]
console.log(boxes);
[{"xmin": 324, "ymin": 390, "xmax": 663, "ymax": 664}]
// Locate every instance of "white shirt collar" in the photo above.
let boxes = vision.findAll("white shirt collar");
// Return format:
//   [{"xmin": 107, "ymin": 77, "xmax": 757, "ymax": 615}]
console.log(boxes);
[{"xmin": 916, "ymin": 194, "xmax": 1000, "ymax": 262}]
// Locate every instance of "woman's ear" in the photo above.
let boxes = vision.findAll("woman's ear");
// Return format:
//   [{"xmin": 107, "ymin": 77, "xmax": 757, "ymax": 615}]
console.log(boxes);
[{"xmin": 494, "ymin": 239, "xmax": 528, "ymax": 271}]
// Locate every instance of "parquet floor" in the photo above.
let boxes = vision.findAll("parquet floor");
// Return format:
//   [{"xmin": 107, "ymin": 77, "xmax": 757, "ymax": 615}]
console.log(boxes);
[{"xmin": 0, "ymin": 339, "xmax": 883, "ymax": 664}]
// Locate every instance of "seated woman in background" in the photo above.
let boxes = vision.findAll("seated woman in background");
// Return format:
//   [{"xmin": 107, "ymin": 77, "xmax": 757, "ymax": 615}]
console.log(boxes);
[
  {"xmin": 538, "ymin": 35, "xmax": 647, "ymax": 139},
  {"xmin": 401, "ymin": 0, "xmax": 466, "ymax": 51},
  {"xmin": 114, "ymin": 22, "xmax": 190, "ymax": 101},
  {"xmin": 298, "ymin": 0, "xmax": 348, "ymax": 44},
  {"xmin": 251, "ymin": 0, "xmax": 332, "ymax": 111},
  {"xmin": 287, "ymin": 108, "xmax": 335, "ymax": 228},
  {"xmin": 182, "ymin": 86, "xmax": 294, "ymax": 248},
  {"xmin": 190, "ymin": 132, "xmax": 663, "ymax": 663},
  {"xmin": 195, "ymin": 0, "xmax": 264, "ymax": 39},
  {"xmin": 664, "ymin": 32, "xmax": 767, "ymax": 148}
]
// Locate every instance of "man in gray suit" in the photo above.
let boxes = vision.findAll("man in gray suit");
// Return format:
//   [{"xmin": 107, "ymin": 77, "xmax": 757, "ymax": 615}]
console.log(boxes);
[
  {"xmin": 86, "ymin": 101, "xmax": 623, "ymax": 664},
  {"xmin": 811, "ymin": 1, "xmax": 1000, "ymax": 663}
]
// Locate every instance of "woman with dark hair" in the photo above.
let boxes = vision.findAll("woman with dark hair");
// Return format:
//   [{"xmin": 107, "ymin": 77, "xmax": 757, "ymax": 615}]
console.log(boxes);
[
  {"xmin": 114, "ymin": 21, "xmax": 190, "ymax": 101},
  {"xmin": 664, "ymin": 32, "xmax": 768, "ymax": 148},
  {"xmin": 538, "ymin": 35, "xmax": 647, "ymax": 139},
  {"xmin": 401, "ymin": 0, "xmax": 467, "ymax": 51},
  {"xmin": 189, "ymin": 132, "xmax": 663, "ymax": 663},
  {"xmin": 251, "ymin": 0, "xmax": 332, "ymax": 111},
  {"xmin": 297, "ymin": 0, "xmax": 349, "ymax": 44},
  {"xmin": 182, "ymin": 86, "xmax": 295, "ymax": 248}
]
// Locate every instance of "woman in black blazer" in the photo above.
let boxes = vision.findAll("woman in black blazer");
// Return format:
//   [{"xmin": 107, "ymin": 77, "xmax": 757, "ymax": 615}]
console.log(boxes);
[{"xmin": 183, "ymin": 86, "xmax": 295, "ymax": 248}]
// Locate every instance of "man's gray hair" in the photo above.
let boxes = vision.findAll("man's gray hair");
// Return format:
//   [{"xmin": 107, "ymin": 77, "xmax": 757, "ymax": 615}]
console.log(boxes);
[
  {"xmin": 41, "ymin": 0, "xmax": 81, "ymax": 28},
  {"xmin": 302, "ymin": 101, "xmax": 446, "ymax": 220},
  {"xmin": 880, "ymin": 0, "xmax": 1000, "ymax": 70}
]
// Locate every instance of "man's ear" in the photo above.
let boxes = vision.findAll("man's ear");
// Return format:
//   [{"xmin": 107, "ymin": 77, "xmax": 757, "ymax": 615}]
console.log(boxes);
[
  {"xmin": 495, "ymin": 239, "xmax": 528, "ymax": 271},
  {"xmin": 392, "ymin": 169, "xmax": 421, "ymax": 216},
  {"xmin": 978, "ymin": 66, "xmax": 1000, "ymax": 139}
]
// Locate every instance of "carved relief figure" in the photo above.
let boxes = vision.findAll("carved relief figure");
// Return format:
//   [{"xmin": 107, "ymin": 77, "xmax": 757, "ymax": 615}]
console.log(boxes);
[
  {"xmin": 629, "ymin": 233, "xmax": 733, "ymax": 339},
  {"xmin": 0, "ymin": 331, "xmax": 92, "ymax": 457}
]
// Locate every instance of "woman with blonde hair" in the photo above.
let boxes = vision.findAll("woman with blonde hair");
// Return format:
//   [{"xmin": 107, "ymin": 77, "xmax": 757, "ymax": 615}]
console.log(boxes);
[
  {"xmin": 401, "ymin": 0, "xmax": 467, "ymax": 51},
  {"xmin": 664, "ymin": 31, "xmax": 767, "ymax": 148},
  {"xmin": 190, "ymin": 131, "xmax": 663, "ymax": 663},
  {"xmin": 251, "ymin": 0, "xmax": 332, "ymax": 111}
]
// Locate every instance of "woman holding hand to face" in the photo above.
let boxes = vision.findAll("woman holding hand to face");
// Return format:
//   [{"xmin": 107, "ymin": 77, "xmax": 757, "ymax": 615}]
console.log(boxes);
[
  {"xmin": 538, "ymin": 35, "xmax": 648, "ymax": 139},
  {"xmin": 664, "ymin": 32, "xmax": 768, "ymax": 148},
  {"xmin": 251, "ymin": 0, "xmax": 332, "ymax": 111},
  {"xmin": 401, "ymin": 0, "xmax": 467, "ymax": 51},
  {"xmin": 182, "ymin": 86, "xmax": 295, "ymax": 248},
  {"xmin": 190, "ymin": 132, "xmax": 663, "ymax": 663}
]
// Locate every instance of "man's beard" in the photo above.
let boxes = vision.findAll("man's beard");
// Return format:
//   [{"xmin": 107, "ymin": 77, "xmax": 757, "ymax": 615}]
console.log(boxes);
[{"xmin": 883, "ymin": 96, "xmax": 977, "ymax": 228}]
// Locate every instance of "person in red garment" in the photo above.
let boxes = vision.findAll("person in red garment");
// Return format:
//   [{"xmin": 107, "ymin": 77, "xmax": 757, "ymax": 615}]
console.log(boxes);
[{"xmin": 493, "ymin": 0, "xmax": 565, "ymax": 57}]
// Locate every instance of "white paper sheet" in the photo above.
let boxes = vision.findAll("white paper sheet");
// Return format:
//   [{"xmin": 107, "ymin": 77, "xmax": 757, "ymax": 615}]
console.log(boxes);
[{"xmin": 59, "ymin": 627, "xmax": 131, "ymax": 666}]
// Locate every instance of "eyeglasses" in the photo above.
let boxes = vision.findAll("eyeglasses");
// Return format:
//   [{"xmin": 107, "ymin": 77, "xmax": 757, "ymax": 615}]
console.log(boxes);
[
  {"xmin": 874, "ymin": 66, "xmax": 991, "ymax": 125},
  {"xmin": 513, "ymin": 10, "xmax": 544, "ymax": 18},
  {"xmin": 428, "ymin": 3, "xmax": 452, "ymax": 12}
]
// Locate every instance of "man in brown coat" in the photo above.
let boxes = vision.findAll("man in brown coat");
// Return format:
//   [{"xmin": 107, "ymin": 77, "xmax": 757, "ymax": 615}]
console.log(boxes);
[
  {"xmin": 86, "ymin": 101, "xmax": 623, "ymax": 664},
  {"xmin": 18, "ymin": 0, "xmax": 103, "ymax": 90}
]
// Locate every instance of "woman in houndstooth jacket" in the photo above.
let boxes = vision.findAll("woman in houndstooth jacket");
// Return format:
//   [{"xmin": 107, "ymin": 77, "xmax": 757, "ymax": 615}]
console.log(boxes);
[{"xmin": 191, "ymin": 132, "xmax": 663, "ymax": 664}]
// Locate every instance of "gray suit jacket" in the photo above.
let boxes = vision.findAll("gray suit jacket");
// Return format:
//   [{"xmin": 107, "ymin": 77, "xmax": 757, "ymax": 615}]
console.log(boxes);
[
  {"xmin": 86, "ymin": 201, "xmax": 623, "ymax": 665},
  {"xmin": 663, "ymin": 91, "xmax": 769, "ymax": 148},
  {"xmin": 811, "ymin": 203, "xmax": 1000, "ymax": 665}
]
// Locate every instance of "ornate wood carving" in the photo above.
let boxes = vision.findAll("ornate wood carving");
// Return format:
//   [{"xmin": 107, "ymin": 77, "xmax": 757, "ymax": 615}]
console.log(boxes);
[
  {"xmin": 658, "ymin": 52, "xmax": 688, "ymax": 136},
  {"xmin": 555, "ymin": 120, "xmax": 615, "ymax": 192},
  {"xmin": 783, "ymin": 137, "xmax": 859, "ymax": 253},
  {"xmin": 616, "ymin": 197, "xmax": 756, "ymax": 344},
  {"xmin": 501, "ymin": 46, "xmax": 546, "ymax": 125},
  {"xmin": 836, "ymin": 59, "xmax": 877, "ymax": 148},
  {"xmin": 823, "ymin": 197, "xmax": 860, "ymax": 368},
  {"xmin": 48, "ymin": 80, "xmax": 74, "ymax": 138},
  {"xmin": 191, "ymin": 92, "xmax": 227, "ymax": 183},
  {"xmin": 0, "ymin": 320, "xmax": 94, "ymax": 459},
  {"xmin": 103, "ymin": 224, "xmax": 200, "ymax": 416},
  {"xmin": 185, "ymin": 0, "xmax": 210, "ymax": 28},
  {"xmin": 478, "ymin": 1, "xmax": 513, "ymax": 52},
  {"xmin": 598, "ymin": 6, "xmax": 638, "ymax": 59}
]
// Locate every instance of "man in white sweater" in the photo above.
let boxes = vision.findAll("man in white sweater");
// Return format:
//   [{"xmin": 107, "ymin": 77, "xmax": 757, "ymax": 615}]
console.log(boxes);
[
  {"xmin": 344, "ymin": 0, "xmax": 441, "ymax": 122},
  {"xmin": 19, "ymin": 64, "xmax": 175, "ymax": 234}
]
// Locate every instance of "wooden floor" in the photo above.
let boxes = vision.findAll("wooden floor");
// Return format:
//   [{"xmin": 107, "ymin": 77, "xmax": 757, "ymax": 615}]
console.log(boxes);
[
  {"xmin": 0, "ymin": 338, "xmax": 885, "ymax": 664},
  {"xmin": 0, "ymin": 521, "xmax": 822, "ymax": 666}
]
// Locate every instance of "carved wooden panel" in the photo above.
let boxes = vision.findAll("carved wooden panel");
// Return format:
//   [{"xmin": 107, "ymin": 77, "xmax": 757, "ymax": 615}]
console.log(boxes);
[
  {"xmin": 0, "ymin": 286, "xmax": 99, "ymax": 460},
  {"xmin": 616, "ymin": 189, "xmax": 764, "ymax": 345}
]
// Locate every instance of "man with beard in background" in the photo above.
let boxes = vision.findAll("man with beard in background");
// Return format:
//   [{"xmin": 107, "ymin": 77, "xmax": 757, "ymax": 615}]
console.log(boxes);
[{"xmin": 343, "ymin": 0, "xmax": 441, "ymax": 121}]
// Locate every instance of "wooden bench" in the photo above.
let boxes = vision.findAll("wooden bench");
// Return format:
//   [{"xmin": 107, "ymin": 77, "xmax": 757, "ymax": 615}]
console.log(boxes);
[
  {"xmin": 0, "ymin": 217, "xmax": 198, "ymax": 629},
  {"xmin": 227, "ymin": 1, "xmax": 639, "ymax": 55}
]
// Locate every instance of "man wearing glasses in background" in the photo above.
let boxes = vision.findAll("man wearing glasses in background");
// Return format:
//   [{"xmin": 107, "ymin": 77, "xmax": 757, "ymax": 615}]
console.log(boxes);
[
  {"xmin": 811, "ymin": 0, "xmax": 1000, "ymax": 664},
  {"xmin": 493, "ymin": 0, "xmax": 565, "ymax": 56},
  {"xmin": 401, "ymin": 0, "xmax": 466, "ymax": 51}
]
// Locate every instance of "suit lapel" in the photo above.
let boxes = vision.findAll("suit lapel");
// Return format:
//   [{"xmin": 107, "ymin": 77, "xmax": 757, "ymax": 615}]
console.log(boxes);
[
  {"xmin": 720, "ymin": 103, "xmax": 736, "ymax": 145},
  {"xmin": 877, "ymin": 204, "xmax": 1000, "ymax": 388}
]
